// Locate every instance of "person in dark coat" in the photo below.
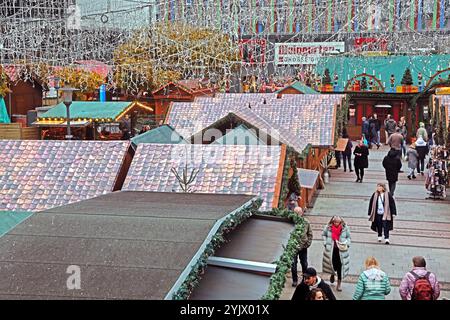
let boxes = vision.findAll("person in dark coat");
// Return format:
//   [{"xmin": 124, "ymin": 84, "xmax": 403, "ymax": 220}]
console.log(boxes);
[
  {"xmin": 382, "ymin": 149, "xmax": 402, "ymax": 196},
  {"xmin": 368, "ymin": 183, "xmax": 397, "ymax": 244},
  {"xmin": 368, "ymin": 115, "xmax": 381, "ymax": 149},
  {"xmin": 353, "ymin": 139, "xmax": 369, "ymax": 183},
  {"xmin": 415, "ymin": 137, "xmax": 429, "ymax": 175},
  {"xmin": 292, "ymin": 267, "xmax": 336, "ymax": 301},
  {"xmin": 342, "ymin": 137, "xmax": 353, "ymax": 172},
  {"xmin": 291, "ymin": 207, "xmax": 313, "ymax": 287},
  {"xmin": 362, "ymin": 117, "xmax": 370, "ymax": 141}
]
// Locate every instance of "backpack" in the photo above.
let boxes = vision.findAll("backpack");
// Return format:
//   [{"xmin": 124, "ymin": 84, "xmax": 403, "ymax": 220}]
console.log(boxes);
[{"xmin": 410, "ymin": 271, "xmax": 434, "ymax": 300}]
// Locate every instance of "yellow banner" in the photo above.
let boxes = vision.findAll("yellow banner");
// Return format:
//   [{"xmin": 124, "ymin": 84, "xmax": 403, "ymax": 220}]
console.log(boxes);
[
  {"xmin": 361, "ymin": 51, "xmax": 389, "ymax": 57},
  {"xmin": 436, "ymin": 87, "xmax": 450, "ymax": 95}
]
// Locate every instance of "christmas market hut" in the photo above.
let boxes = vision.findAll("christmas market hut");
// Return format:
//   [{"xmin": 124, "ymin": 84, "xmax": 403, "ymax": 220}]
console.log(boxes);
[
  {"xmin": 0, "ymin": 140, "xmax": 131, "ymax": 212},
  {"xmin": 189, "ymin": 213, "xmax": 296, "ymax": 300},
  {"xmin": 315, "ymin": 54, "xmax": 450, "ymax": 141},
  {"xmin": 122, "ymin": 144, "xmax": 286, "ymax": 212},
  {"xmin": 0, "ymin": 191, "xmax": 259, "ymax": 299},
  {"xmin": 276, "ymin": 81, "xmax": 319, "ymax": 97},
  {"xmin": 130, "ymin": 124, "xmax": 188, "ymax": 150},
  {"xmin": 33, "ymin": 101, "xmax": 153, "ymax": 140}
]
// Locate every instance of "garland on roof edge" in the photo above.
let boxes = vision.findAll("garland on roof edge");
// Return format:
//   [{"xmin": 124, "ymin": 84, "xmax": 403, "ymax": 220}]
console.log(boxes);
[
  {"xmin": 258, "ymin": 208, "xmax": 306, "ymax": 300},
  {"xmin": 171, "ymin": 198, "xmax": 262, "ymax": 300}
]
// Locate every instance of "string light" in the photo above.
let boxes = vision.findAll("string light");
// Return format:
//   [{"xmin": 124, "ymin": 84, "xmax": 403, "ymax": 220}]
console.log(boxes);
[{"xmin": 0, "ymin": 1, "xmax": 449, "ymax": 94}]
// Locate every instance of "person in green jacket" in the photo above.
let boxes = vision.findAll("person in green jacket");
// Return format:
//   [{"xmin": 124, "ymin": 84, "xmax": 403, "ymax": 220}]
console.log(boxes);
[{"xmin": 353, "ymin": 256, "xmax": 391, "ymax": 300}]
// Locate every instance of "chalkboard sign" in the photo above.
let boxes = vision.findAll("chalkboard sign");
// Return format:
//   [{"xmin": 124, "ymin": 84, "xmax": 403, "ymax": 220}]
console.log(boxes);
[
  {"xmin": 297, "ymin": 168, "xmax": 319, "ymax": 189},
  {"xmin": 335, "ymin": 138, "xmax": 349, "ymax": 152}
]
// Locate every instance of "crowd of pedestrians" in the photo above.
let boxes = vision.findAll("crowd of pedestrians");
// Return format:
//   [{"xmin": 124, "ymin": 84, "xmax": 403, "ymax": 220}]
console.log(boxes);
[{"xmin": 290, "ymin": 113, "xmax": 443, "ymax": 300}]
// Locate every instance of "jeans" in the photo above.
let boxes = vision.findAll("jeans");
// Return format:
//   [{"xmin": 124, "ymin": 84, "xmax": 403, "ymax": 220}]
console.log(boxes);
[
  {"xmin": 377, "ymin": 131, "xmax": 381, "ymax": 145},
  {"xmin": 342, "ymin": 153, "xmax": 352, "ymax": 171},
  {"xmin": 355, "ymin": 167, "xmax": 365, "ymax": 180},
  {"xmin": 332, "ymin": 245, "xmax": 342, "ymax": 281},
  {"xmin": 388, "ymin": 181, "xmax": 397, "ymax": 196},
  {"xmin": 335, "ymin": 151, "xmax": 341, "ymax": 168},
  {"xmin": 291, "ymin": 248, "xmax": 308, "ymax": 283},
  {"xmin": 375, "ymin": 213, "xmax": 390, "ymax": 239},
  {"xmin": 408, "ymin": 168, "xmax": 416, "ymax": 177},
  {"xmin": 401, "ymin": 141, "xmax": 407, "ymax": 157},
  {"xmin": 417, "ymin": 158, "xmax": 425, "ymax": 173}
]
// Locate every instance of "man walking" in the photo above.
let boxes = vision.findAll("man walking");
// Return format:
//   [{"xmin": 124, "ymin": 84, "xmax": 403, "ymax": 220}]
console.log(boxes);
[
  {"xmin": 384, "ymin": 114, "xmax": 397, "ymax": 140},
  {"xmin": 291, "ymin": 207, "xmax": 313, "ymax": 287},
  {"xmin": 382, "ymin": 149, "xmax": 402, "ymax": 196},
  {"xmin": 399, "ymin": 256, "xmax": 441, "ymax": 300},
  {"xmin": 292, "ymin": 267, "xmax": 336, "ymax": 301},
  {"xmin": 387, "ymin": 127, "xmax": 404, "ymax": 160},
  {"xmin": 372, "ymin": 113, "xmax": 381, "ymax": 147},
  {"xmin": 362, "ymin": 117, "xmax": 370, "ymax": 142}
]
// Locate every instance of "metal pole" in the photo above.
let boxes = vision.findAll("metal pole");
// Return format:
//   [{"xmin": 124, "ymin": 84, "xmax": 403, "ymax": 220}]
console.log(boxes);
[{"xmin": 64, "ymin": 101, "xmax": 72, "ymax": 140}]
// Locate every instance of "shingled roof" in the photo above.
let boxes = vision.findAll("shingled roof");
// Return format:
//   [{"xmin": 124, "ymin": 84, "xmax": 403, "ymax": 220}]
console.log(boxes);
[
  {"xmin": 166, "ymin": 93, "xmax": 342, "ymax": 147},
  {"xmin": 0, "ymin": 140, "xmax": 130, "ymax": 212},
  {"xmin": 0, "ymin": 191, "xmax": 257, "ymax": 299},
  {"xmin": 122, "ymin": 144, "xmax": 286, "ymax": 211}
]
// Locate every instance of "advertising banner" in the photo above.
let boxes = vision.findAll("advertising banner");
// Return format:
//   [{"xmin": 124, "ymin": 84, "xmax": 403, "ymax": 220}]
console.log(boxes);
[{"xmin": 274, "ymin": 42, "xmax": 345, "ymax": 65}]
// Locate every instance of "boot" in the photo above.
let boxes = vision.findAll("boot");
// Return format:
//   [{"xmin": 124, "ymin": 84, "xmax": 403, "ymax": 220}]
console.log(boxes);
[{"xmin": 337, "ymin": 280, "xmax": 342, "ymax": 291}]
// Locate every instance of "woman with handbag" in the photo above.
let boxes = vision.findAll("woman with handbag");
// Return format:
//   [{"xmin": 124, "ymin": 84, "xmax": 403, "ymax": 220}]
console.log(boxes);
[
  {"xmin": 368, "ymin": 183, "xmax": 397, "ymax": 244},
  {"xmin": 322, "ymin": 216, "xmax": 351, "ymax": 292}
]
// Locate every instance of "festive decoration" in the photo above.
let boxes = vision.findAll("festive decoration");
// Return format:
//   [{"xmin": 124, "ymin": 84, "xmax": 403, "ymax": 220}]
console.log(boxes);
[
  {"xmin": 287, "ymin": 159, "xmax": 301, "ymax": 197},
  {"xmin": 401, "ymin": 68, "xmax": 414, "ymax": 85},
  {"xmin": 0, "ymin": 67, "xmax": 11, "ymax": 97},
  {"xmin": 172, "ymin": 198, "xmax": 263, "ymax": 300},
  {"xmin": 113, "ymin": 23, "xmax": 239, "ymax": 94},
  {"xmin": 55, "ymin": 67, "xmax": 104, "ymax": 95},
  {"xmin": 259, "ymin": 208, "xmax": 306, "ymax": 300}
]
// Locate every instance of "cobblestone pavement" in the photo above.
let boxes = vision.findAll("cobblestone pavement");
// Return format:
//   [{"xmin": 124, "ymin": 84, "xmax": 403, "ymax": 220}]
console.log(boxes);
[{"xmin": 281, "ymin": 145, "xmax": 450, "ymax": 300}]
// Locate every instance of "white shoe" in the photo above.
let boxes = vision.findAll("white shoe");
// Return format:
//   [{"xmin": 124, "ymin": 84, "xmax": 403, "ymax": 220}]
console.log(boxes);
[
  {"xmin": 378, "ymin": 237, "xmax": 382, "ymax": 242},
  {"xmin": 385, "ymin": 239, "xmax": 390, "ymax": 244}
]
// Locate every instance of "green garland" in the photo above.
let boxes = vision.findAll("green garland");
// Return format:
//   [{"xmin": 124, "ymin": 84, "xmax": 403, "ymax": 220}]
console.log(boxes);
[
  {"xmin": 278, "ymin": 147, "xmax": 293, "ymax": 209},
  {"xmin": 258, "ymin": 208, "xmax": 306, "ymax": 300},
  {"xmin": 171, "ymin": 198, "xmax": 263, "ymax": 300}
]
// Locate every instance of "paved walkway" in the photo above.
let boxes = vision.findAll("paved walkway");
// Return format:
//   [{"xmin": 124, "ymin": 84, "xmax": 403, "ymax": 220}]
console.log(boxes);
[{"xmin": 281, "ymin": 144, "xmax": 450, "ymax": 300}]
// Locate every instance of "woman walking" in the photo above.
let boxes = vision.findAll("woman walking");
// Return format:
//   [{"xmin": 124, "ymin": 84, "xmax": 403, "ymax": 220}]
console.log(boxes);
[
  {"xmin": 368, "ymin": 183, "xmax": 397, "ymax": 244},
  {"xmin": 353, "ymin": 139, "xmax": 369, "ymax": 183},
  {"xmin": 322, "ymin": 216, "xmax": 351, "ymax": 292},
  {"xmin": 406, "ymin": 143, "xmax": 419, "ymax": 180},
  {"xmin": 353, "ymin": 257, "xmax": 391, "ymax": 300},
  {"xmin": 399, "ymin": 116, "xmax": 408, "ymax": 158}
]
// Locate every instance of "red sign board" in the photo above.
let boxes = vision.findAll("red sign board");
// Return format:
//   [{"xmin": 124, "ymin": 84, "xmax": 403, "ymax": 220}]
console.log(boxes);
[{"xmin": 354, "ymin": 37, "xmax": 388, "ymax": 51}]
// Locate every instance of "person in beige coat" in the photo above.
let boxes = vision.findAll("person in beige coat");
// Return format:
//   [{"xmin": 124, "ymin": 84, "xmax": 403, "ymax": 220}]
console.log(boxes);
[{"xmin": 322, "ymin": 216, "xmax": 351, "ymax": 291}]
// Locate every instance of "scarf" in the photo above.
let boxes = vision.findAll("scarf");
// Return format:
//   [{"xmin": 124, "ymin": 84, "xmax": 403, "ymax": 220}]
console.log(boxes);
[
  {"xmin": 370, "ymin": 191, "xmax": 391, "ymax": 221},
  {"xmin": 331, "ymin": 224, "xmax": 342, "ymax": 241}
]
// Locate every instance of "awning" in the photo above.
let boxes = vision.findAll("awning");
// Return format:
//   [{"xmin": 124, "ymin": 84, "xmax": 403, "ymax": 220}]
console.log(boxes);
[{"xmin": 32, "ymin": 120, "xmax": 91, "ymax": 127}]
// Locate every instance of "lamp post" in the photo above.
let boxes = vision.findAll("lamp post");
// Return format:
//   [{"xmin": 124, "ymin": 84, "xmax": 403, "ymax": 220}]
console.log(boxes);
[
  {"xmin": 54, "ymin": 76, "xmax": 60, "ymax": 103},
  {"xmin": 60, "ymin": 84, "xmax": 79, "ymax": 140}
]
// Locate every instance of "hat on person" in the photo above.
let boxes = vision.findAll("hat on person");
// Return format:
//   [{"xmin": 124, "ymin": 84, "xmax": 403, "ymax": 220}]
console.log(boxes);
[
  {"xmin": 416, "ymin": 137, "xmax": 427, "ymax": 146},
  {"xmin": 289, "ymin": 193, "xmax": 299, "ymax": 202},
  {"xmin": 303, "ymin": 267, "xmax": 317, "ymax": 278}
]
